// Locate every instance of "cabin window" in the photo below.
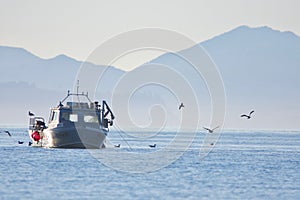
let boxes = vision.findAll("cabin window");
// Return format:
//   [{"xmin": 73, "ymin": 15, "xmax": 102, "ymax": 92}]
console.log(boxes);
[
  {"xmin": 61, "ymin": 112, "xmax": 70, "ymax": 121},
  {"xmin": 69, "ymin": 114, "xmax": 78, "ymax": 122},
  {"xmin": 50, "ymin": 111, "xmax": 59, "ymax": 122},
  {"xmin": 84, "ymin": 115, "xmax": 98, "ymax": 123}
]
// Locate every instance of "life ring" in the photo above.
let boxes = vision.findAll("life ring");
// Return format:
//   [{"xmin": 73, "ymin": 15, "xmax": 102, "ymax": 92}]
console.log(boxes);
[{"xmin": 31, "ymin": 131, "xmax": 41, "ymax": 141}]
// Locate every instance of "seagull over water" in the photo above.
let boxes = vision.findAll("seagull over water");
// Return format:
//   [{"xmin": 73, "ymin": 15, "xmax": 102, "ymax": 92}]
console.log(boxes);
[
  {"xmin": 149, "ymin": 144, "xmax": 156, "ymax": 148},
  {"xmin": 203, "ymin": 126, "xmax": 220, "ymax": 133},
  {"xmin": 179, "ymin": 102, "xmax": 185, "ymax": 110},
  {"xmin": 114, "ymin": 144, "xmax": 121, "ymax": 148},
  {"xmin": 2, "ymin": 130, "xmax": 12, "ymax": 137},
  {"xmin": 241, "ymin": 110, "xmax": 254, "ymax": 119},
  {"xmin": 28, "ymin": 111, "xmax": 35, "ymax": 116}
]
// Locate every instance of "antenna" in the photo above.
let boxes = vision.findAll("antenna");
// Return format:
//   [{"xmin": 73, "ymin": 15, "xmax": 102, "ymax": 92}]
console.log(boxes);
[
  {"xmin": 76, "ymin": 80, "xmax": 80, "ymax": 103},
  {"xmin": 76, "ymin": 80, "xmax": 80, "ymax": 94},
  {"xmin": 60, "ymin": 80, "xmax": 93, "ymax": 103}
]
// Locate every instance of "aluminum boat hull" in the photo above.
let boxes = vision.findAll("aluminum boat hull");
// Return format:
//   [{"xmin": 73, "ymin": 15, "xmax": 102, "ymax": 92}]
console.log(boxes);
[{"xmin": 29, "ymin": 126, "xmax": 107, "ymax": 148}]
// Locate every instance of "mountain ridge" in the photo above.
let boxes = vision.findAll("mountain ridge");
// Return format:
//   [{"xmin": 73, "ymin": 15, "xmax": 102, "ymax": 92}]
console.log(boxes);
[{"xmin": 0, "ymin": 25, "xmax": 299, "ymax": 129}]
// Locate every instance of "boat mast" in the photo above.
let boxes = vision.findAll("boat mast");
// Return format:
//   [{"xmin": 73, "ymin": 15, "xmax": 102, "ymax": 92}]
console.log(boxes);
[{"xmin": 76, "ymin": 80, "xmax": 80, "ymax": 103}]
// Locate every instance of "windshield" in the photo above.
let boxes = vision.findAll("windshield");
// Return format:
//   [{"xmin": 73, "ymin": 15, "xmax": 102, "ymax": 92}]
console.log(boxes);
[
  {"xmin": 56, "ymin": 110, "xmax": 99, "ymax": 124},
  {"xmin": 49, "ymin": 110, "xmax": 59, "ymax": 123}
]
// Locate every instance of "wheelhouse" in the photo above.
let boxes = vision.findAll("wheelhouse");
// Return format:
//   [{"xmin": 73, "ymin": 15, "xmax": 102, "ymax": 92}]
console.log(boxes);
[{"xmin": 48, "ymin": 98, "xmax": 114, "ymax": 130}]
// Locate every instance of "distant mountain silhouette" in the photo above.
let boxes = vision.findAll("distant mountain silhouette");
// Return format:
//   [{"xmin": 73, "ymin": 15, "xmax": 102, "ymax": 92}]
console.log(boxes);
[
  {"xmin": 0, "ymin": 25, "xmax": 300, "ymax": 129},
  {"xmin": 202, "ymin": 25, "xmax": 300, "ymax": 98},
  {"xmin": 0, "ymin": 46, "xmax": 125, "ymax": 92},
  {"xmin": 0, "ymin": 46, "xmax": 125, "ymax": 125},
  {"xmin": 148, "ymin": 26, "xmax": 300, "ymax": 101},
  {"xmin": 146, "ymin": 25, "xmax": 300, "ymax": 130}
]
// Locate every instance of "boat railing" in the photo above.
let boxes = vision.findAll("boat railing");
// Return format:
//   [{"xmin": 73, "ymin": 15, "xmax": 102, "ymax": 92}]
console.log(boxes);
[
  {"xmin": 61, "ymin": 90, "xmax": 92, "ymax": 105},
  {"xmin": 29, "ymin": 117, "xmax": 46, "ymax": 131},
  {"xmin": 59, "ymin": 90, "xmax": 115, "ymax": 129}
]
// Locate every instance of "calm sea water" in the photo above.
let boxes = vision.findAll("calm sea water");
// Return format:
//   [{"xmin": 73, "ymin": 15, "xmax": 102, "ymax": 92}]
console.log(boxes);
[{"xmin": 0, "ymin": 128, "xmax": 299, "ymax": 199}]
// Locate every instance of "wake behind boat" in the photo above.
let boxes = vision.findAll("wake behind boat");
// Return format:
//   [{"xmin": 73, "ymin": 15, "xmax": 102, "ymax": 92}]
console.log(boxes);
[{"xmin": 28, "ymin": 90, "xmax": 114, "ymax": 148}]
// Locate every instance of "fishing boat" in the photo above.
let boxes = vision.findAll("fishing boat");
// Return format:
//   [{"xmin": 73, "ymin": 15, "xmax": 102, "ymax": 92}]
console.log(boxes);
[{"xmin": 28, "ymin": 90, "xmax": 115, "ymax": 148}]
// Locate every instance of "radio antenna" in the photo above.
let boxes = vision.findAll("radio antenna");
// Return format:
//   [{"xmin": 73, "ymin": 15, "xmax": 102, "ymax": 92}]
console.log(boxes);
[
  {"xmin": 76, "ymin": 80, "xmax": 80, "ymax": 103},
  {"xmin": 76, "ymin": 80, "xmax": 80, "ymax": 94}
]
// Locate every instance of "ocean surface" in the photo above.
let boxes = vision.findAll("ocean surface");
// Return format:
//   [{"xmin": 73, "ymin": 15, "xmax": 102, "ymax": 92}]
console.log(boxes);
[{"xmin": 0, "ymin": 128, "xmax": 299, "ymax": 199}]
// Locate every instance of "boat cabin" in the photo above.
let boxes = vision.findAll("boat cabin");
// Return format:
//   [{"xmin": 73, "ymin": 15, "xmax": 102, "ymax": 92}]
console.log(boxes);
[
  {"xmin": 29, "ymin": 91, "xmax": 114, "ymax": 131},
  {"xmin": 48, "ymin": 100, "xmax": 113, "ymax": 129}
]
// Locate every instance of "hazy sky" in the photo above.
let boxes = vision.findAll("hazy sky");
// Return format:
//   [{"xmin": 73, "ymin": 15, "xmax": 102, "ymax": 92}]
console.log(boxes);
[{"xmin": 0, "ymin": 0, "xmax": 299, "ymax": 70}]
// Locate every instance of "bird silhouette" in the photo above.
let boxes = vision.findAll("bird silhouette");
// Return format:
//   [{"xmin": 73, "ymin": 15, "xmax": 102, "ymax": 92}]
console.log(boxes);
[
  {"xmin": 28, "ymin": 111, "xmax": 35, "ymax": 116},
  {"xmin": 241, "ymin": 110, "xmax": 254, "ymax": 119},
  {"xmin": 149, "ymin": 144, "xmax": 156, "ymax": 148},
  {"xmin": 114, "ymin": 144, "xmax": 121, "ymax": 148},
  {"xmin": 28, "ymin": 141, "xmax": 33, "ymax": 146},
  {"xmin": 203, "ymin": 126, "xmax": 219, "ymax": 133},
  {"xmin": 179, "ymin": 102, "xmax": 184, "ymax": 110},
  {"xmin": 18, "ymin": 141, "xmax": 24, "ymax": 144},
  {"xmin": 3, "ymin": 130, "xmax": 12, "ymax": 137}
]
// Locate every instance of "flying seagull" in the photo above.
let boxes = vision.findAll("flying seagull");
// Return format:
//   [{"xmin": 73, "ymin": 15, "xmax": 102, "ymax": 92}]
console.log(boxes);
[
  {"xmin": 3, "ymin": 130, "xmax": 12, "ymax": 137},
  {"xmin": 28, "ymin": 111, "xmax": 35, "ymax": 116},
  {"xmin": 179, "ymin": 102, "xmax": 184, "ymax": 110},
  {"xmin": 241, "ymin": 110, "xmax": 254, "ymax": 119},
  {"xmin": 149, "ymin": 144, "xmax": 156, "ymax": 148},
  {"xmin": 18, "ymin": 141, "xmax": 24, "ymax": 144},
  {"xmin": 203, "ymin": 126, "xmax": 219, "ymax": 133}
]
